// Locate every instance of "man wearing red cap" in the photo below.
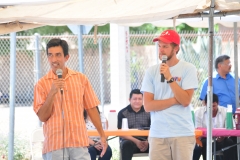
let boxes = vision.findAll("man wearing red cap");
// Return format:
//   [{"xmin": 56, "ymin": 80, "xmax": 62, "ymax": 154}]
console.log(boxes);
[{"xmin": 141, "ymin": 30, "xmax": 198, "ymax": 160}]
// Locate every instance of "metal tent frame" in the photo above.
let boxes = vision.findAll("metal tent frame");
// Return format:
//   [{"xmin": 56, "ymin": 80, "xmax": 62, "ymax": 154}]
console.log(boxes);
[{"xmin": 5, "ymin": 0, "xmax": 240, "ymax": 159}]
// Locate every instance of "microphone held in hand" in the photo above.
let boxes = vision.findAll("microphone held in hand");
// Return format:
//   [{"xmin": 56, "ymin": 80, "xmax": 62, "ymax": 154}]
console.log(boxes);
[
  {"xmin": 56, "ymin": 69, "xmax": 63, "ymax": 94},
  {"xmin": 161, "ymin": 55, "xmax": 168, "ymax": 82}
]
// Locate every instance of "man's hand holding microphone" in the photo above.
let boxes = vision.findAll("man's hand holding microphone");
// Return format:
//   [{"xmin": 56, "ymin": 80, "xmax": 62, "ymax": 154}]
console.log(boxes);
[
  {"xmin": 51, "ymin": 69, "xmax": 65, "ymax": 95},
  {"xmin": 160, "ymin": 55, "xmax": 171, "ymax": 82}
]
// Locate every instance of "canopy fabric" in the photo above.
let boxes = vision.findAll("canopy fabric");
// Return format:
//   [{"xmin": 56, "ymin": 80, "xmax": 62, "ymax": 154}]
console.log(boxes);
[
  {"xmin": 121, "ymin": 15, "xmax": 240, "ymax": 28},
  {"xmin": 0, "ymin": 0, "xmax": 240, "ymax": 34},
  {"xmin": 0, "ymin": 0, "xmax": 202, "ymax": 25},
  {"xmin": 137, "ymin": 15, "xmax": 240, "ymax": 28},
  {"xmin": 0, "ymin": 23, "xmax": 43, "ymax": 35}
]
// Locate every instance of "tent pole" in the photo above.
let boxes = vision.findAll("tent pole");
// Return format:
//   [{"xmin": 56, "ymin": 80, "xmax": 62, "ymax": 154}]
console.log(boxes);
[
  {"xmin": 176, "ymin": 10, "xmax": 240, "ymax": 19},
  {"xmin": 98, "ymin": 35, "xmax": 105, "ymax": 113},
  {"xmin": 8, "ymin": 32, "xmax": 17, "ymax": 160},
  {"xmin": 234, "ymin": 22, "xmax": 240, "ymax": 160},
  {"xmin": 34, "ymin": 33, "xmax": 42, "ymax": 127},
  {"xmin": 207, "ymin": 0, "xmax": 215, "ymax": 160},
  {"xmin": 78, "ymin": 25, "xmax": 84, "ymax": 73}
]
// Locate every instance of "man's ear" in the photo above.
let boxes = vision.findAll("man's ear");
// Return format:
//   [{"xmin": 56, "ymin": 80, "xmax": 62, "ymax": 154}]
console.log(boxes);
[
  {"xmin": 217, "ymin": 63, "xmax": 222, "ymax": 69},
  {"xmin": 174, "ymin": 45, "xmax": 180, "ymax": 54},
  {"xmin": 65, "ymin": 54, "xmax": 70, "ymax": 61}
]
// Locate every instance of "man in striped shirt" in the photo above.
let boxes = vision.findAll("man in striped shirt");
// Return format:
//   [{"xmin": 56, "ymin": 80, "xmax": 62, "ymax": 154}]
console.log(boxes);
[{"xmin": 33, "ymin": 38, "xmax": 107, "ymax": 160}]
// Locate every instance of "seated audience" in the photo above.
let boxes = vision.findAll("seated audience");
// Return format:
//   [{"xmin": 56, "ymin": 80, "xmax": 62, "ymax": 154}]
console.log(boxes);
[
  {"xmin": 193, "ymin": 93, "xmax": 235, "ymax": 160},
  {"xmin": 84, "ymin": 108, "xmax": 112, "ymax": 160},
  {"xmin": 117, "ymin": 89, "xmax": 150, "ymax": 160}
]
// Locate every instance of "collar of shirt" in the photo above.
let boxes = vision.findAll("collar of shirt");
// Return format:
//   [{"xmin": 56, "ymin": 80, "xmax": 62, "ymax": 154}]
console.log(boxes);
[
  {"xmin": 44, "ymin": 67, "xmax": 77, "ymax": 80},
  {"xmin": 216, "ymin": 73, "xmax": 233, "ymax": 80},
  {"xmin": 203, "ymin": 105, "xmax": 224, "ymax": 128},
  {"xmin": 127, "ymin": 105, "xmax": 145, "ymax": 113}
]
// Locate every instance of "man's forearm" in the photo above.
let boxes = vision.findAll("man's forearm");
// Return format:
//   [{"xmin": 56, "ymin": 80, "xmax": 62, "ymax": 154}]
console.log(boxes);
[
  {"xmin": 169, "ymin": 82, "xmax": 193, "ymax": 107},
  {"xmin": 37, "ymin": 91, "xmax": 56, "ymax": 122},
  {"xmin": 144, "ymin": 97, "xmax": 177, "ymax": 112},
  {"xmin": 87, "ymin": 107, "xmax": 106, "ymax": 139}
]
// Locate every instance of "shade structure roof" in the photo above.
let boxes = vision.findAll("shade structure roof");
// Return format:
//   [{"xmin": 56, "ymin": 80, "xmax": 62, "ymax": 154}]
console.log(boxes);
[{"xmin": 0, "ymin": 0, "xmax": 240, "ymax": 34}]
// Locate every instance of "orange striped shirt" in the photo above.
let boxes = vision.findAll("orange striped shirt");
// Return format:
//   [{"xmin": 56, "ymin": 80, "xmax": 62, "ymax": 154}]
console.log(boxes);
[{"xmin": 33, "ymin": 68, "xmax": 100, "ymax": 154}]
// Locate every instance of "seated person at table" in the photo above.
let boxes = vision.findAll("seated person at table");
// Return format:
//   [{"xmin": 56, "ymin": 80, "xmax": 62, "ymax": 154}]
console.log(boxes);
[
  {"xmin": 117, "ymin": 89, "xmax": 150, "ymax": 160},
  {"xmin": 84, "ymin": 108, "xmax": 112, "ymax": 160},
  {"xmin": 193, "ymin": 93, "xmax": 235, "ymax": 160}
]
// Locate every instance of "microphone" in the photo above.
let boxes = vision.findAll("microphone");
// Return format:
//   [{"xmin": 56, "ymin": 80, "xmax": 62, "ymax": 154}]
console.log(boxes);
[
  {"xmin": 161, "ymin": 55, "xmax": 168, "ymax": 82},
  {"xmin": 56, "ymin": 69, "xmax": 63, "ymax": 94}
]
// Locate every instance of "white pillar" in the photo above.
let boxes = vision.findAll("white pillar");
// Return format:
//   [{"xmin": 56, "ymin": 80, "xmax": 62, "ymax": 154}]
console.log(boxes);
[{"xmin": 110, "ymin": 24, "xmax": 131, "ymax": 111}]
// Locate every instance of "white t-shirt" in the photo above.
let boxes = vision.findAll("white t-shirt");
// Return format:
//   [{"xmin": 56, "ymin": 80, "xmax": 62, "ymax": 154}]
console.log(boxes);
[{"xmin": 141, "ymin": 60, "xmax": 198, "ymax": 138}]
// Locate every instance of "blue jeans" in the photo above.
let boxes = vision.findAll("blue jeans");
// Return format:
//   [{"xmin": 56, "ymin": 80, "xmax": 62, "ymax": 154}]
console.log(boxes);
[
  {"xmin": 193, "ymin": 145, "xmax": 202, "ymax": 160},
  {"xmin": 88, "ymin": 145, "xmax": 112, "ymax": 160}
]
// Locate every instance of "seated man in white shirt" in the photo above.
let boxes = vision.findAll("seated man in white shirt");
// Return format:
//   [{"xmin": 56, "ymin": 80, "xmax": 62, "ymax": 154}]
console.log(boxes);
[{"xmin": 193, "ymin": 93, "xmax": 235, "ymax": 160}]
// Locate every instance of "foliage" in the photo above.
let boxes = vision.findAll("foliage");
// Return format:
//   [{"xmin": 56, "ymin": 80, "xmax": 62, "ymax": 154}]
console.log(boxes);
[
  {"xmin": 130, "ymin": 23, "xmax": 167, "ymax": 33},
  {"xmin": 0, "ymin": 134, "xmax": 30, "ymax": 160},
  {"xmin": 111, "ymin": 147, "xmax": 120, "ymax": 160},
  {"xmin": 19, "ymin": 25, "xmax": 72, "ymax": 35},
  {"xmin": 17, "ymin": 23, "xmax": 218, "ymax": 35},
  {"xmin": 90, "ymin": 24, "xmax": 110, "ymax": 33}
]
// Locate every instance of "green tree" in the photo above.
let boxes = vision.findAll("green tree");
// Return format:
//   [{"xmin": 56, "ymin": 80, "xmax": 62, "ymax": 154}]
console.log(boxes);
[
  {"xmin": 19, "ymin": 23, "xmax": 216, "ymax": 35},
  {"xmin": 19, "ymin": 25, "xmax": 71, "ymax": 35}
]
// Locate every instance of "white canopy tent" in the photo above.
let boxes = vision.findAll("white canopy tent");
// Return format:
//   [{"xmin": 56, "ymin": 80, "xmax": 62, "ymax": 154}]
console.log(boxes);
[
  {"xmin": 0, "ymin": 0, "xmax": 240, "ymax": 34},
  {"xmin": 0, "ymin": 0, "xmax": 205, "ymax": 25},
  {"xmin": 1, "ymin": 0, "xmax": 240, "ymax": 160}
]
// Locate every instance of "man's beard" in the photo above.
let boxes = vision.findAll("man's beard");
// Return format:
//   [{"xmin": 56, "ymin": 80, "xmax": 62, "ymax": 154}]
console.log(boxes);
[{"xmin": 167, "ymin": 49, "xmax": 175, "ymax": 61}]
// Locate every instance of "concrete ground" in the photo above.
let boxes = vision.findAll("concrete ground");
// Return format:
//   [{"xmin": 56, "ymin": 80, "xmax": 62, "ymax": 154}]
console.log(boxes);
[
  {"xmin": 0, "ymin": 104, "xmax": 150, "ymax": 159},
  {"xmin": 0, "ymin": 104, "xmax": 204, "ymax": 160}
]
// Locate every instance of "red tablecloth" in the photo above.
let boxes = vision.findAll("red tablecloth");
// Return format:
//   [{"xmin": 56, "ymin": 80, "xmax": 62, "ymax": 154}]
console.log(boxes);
[{"xmin": 198, "ymin": 128, "xmax": 240, "ymax": 137}]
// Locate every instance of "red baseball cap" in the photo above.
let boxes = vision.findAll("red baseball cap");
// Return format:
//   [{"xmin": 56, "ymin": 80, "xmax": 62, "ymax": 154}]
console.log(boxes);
[{"xmin": 153, "ymin": 29, "xmax": 180, "ymax": 45}]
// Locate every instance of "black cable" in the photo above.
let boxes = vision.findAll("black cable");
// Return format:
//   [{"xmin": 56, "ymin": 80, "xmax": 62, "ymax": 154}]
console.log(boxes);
[
  {"xmin": 60, "ymin": 92, "xmax": 65, "ymax": 160},
  {"xmin": 214, "ymin": 142, "xmax": 240, "ymax": 155}
]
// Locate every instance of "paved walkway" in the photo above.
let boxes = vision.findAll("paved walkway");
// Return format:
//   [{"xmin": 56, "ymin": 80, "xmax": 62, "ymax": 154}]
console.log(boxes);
[
  {"xmin": 0, "ymin": 104, "xmax": 204, "ymax": 160},
  {"xmin": 0, "ymin": 105, "xmax": 150, "ymax": 159}
]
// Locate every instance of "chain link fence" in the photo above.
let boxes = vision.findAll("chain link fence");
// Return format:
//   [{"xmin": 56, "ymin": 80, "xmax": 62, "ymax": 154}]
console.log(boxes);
[
  {"xmin": 129, "ymin": 31, "xmax": 240, "ymax": 108},
  {"xmin": 0, "ymin": 31, "xmax": 240, "ymax": 108},
  {"xmin": 0, "ymin": 30, "xmax": 239, "ymax": 159},
  {"xmin": 0, "ymin": 31, "xmax": 239, "ymax": 108}
]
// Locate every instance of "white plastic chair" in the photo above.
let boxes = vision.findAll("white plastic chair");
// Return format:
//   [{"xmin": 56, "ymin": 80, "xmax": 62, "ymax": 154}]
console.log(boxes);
[
  {"xmin": 30, "ymin": 127, "xmax": 44, "ymax": 160},
  {"xmin": 133, "ymin": 153, "xmax": 148, "ymax": 157}
]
